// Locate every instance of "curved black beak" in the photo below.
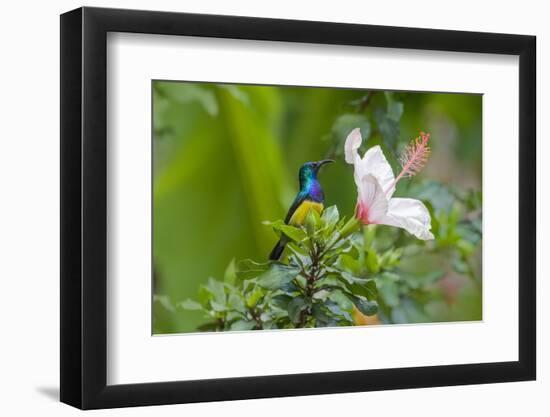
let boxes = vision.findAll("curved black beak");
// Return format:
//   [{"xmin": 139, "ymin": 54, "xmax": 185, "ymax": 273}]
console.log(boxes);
[
  {"xmin": 317, "ymin": 159, "xmax": 334, "ymax": 167},
  {"xmin": 316, "ymin": 159, "xmax": 334, "ymax": 171}
]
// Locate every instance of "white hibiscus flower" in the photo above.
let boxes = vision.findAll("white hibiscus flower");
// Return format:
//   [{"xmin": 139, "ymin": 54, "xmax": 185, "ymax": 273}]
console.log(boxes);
[{"xmin": 345, "ymin": 128, "xmax": 434, "ymax": 240}]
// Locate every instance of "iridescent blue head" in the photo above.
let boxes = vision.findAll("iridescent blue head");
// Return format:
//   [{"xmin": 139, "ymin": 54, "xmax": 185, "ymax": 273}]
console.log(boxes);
[{"xmin": 298, "ymin": 159, "xmax": 334, "ymax": 191}]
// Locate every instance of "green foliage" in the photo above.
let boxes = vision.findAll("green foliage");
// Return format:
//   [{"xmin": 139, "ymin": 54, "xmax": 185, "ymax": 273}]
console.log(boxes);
[{"xmin": 181, "ymin": 206, "xmax": 379, "ymax": 330}]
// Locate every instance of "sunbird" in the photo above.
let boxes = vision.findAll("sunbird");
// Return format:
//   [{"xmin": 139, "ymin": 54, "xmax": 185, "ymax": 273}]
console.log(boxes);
[{"xmin": 269, "ymin": 159, "xmax": 334, "ymax": 260}]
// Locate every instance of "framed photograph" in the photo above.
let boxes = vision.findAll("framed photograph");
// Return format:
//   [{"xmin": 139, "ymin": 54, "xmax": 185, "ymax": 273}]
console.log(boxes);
[{"xmin": 60, "ymin": 6, "xmax": 536, "ymax": 409}]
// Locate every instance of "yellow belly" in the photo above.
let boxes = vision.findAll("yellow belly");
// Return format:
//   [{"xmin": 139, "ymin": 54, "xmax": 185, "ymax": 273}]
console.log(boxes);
[{"xmin": 289, "ymin": 201, "xmax": 324, "ymax": 226}]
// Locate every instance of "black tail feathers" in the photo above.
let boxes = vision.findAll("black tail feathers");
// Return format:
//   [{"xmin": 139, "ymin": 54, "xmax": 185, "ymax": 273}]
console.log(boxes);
[{"xmin": 269, "ymin": 238, "xmax": 286, "ymax": 261}]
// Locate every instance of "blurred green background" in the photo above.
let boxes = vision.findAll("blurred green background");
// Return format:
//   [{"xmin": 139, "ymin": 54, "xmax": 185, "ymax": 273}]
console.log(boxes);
[{"xmin": 152, "ymin": 81, "xmax": 482, "ymax": 334}]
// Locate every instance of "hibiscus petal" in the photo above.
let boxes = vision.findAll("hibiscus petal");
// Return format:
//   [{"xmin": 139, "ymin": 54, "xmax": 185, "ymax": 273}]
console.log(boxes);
[
  {"xmin": 379, "ymin": 198, "xmax": 434, "ymax": 240},
  {"xmin": 344, "ymin": 128, "xmax": 362, "ymax": 164},
  {"xmin": 356, "ymin": 174, "xmax": 388, "ymax": 224},
  {"xmin": 359, "ymin": 145, "xmax": 396, "ymax": 197}
]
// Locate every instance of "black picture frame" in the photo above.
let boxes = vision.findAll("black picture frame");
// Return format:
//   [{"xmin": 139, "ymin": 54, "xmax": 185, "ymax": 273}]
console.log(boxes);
[{"xmin": 60, "ymin": 6, "xmax": 536, "ymax": 410}]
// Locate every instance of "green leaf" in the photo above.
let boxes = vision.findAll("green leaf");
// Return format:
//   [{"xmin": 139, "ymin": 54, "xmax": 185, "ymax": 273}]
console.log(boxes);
[
  {"xmin": 333, "ymin": 271, "xmax": 377, "ymax": 300},
  {"xmin": 353, "ymin": 297, "xmax": 378, "ymax": 316},
  {"xmin": 263, "ymin": 218, "xmax": 284, "ymax": 228},
  {"xmin": 323, "ymin": 249, "xmax": 347, "ymax": 267},
  {"xmin": 305, "ymin": 209, "xmax": 321, "ymax": 236},
  {"xmin": 277, "ymin": 224, "xmax": 308, "ymax": 242},
  {"xmin": 256, "ymin": 263, "xmax": 301, "ymax": 290},
  {"xmin": 328, "ymin": 289, "xmax": 353, "ymax": 311},
  {"xmin": 379, "ymin": 248, "xmax": 403, "ymax": 269},
  {"xmin": 287, "ymin": 243, "xmax": 311, "ymax": 268},
  {"xmin": 366, "ymin": 250, "xmax": 380, "ymax": 273},
  {"xmin": 245, "ymin": 287, "xmax": 265, "ymax": 308},
  {"xmin": 321, "ymin": 205, "xmax": 339, "ymax": 228},
  {"xmin": 226, "ymin": 311, "xmax": 242, "ymax": 322},
  {"xmin": 311, "ymin": 303, "xmax": 331, "ymax": 325},
  {"xmin": 363, "ymin": 225, "xmax": 376, "ymax": 250},
  {"xmin": 263, "ymin": 220, "xmax": 307, "ymax": 242},
  {"xmin": 198, "ymin": 286, "xmax": 213, "ymax": 305},
  {"xmin": 336, "ymin": 270, "xmax": 360, "ymax": 285},
  {"xmin": 228, "ymin": 293, "xmax": 246, "ymax": 312},
  {"xmin": 223, "ymin": 259, "xmax": 237, "ymax": 285},
  {"xmin": 339, "ymin": 217, "xmax": 360, "ymax": 238},
  {"xmin": 324, "ymin": 300, "xmax": 353, "ymax": 322},
  {"xmin": 287, "ymin": 296, "xmax": 307, "ymax": 324},
  {"xmin": 179, "ymin": 299, "xmax": 202, "ymax": 311},
  {"xmin": 271, "ymin": 294, "xmax": 293, "ymax": 310},
  {"xmin": 348, "ymin": 281, "xmax": 378, "ymax": 301},
  {"xmin": 312, "ymin": 289, "xmax": 330, "ymax": 301},
  {"xmin": 314, "ymin": 274, "xmax": 342, "ymax": 290},
  {"xmin": 339, "ymin": 254, "xmax": 361, "ymax": 274},
  {"xmin": 206, "ymin": 277, "xmax": 226, "ymax": 306},
  {"xmin": 281, "ymin": 280, "xmax": 300, "ymax": 295},
  {"xmin": 230, "ymin": 320, "xmax": 257, "ymax": 331},
  {"xmin": 236, "ymin": 259, "xmax": 270, "ymax": 280},
  {"xmin": 210, "ymin": 300, "xmax": 227, "ymax": 312},
  {"xmin": 153, "ymin": 295, "xmax": 176, "ymax": 312}
]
